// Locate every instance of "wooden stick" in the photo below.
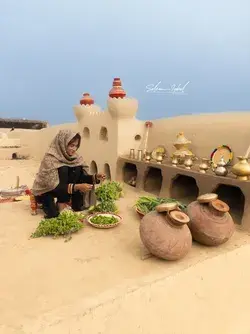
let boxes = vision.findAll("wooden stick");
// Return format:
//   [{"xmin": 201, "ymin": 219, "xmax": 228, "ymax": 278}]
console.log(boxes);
[{"xmin": 16, "ymin": 176, "xmax": 20, "ymax": 189}]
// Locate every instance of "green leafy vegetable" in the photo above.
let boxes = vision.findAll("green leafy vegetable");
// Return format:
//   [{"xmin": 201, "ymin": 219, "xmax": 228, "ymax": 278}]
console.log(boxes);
[
  {"xmin": 134, "ymin": 196, "xmax": 187, "ymax": 215},
  {"xmin": 89, "ymin": 181, "xmax": 123, "ymax": 213},
  {"xmin": 90, "ymin": 215, "xmax": 118, "ymax": 225},
  {"xmin": 31, "ymin": 210, "xmax": 85, "ymax": 239},
  {"xmin": 95, "ymin": 181, "xmax": 123, "ymax": 201}
]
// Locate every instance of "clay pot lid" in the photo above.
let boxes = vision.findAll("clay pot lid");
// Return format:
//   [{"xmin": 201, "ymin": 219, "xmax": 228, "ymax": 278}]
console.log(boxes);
[
  {"xmin": 197, "ymin": 193, "xmax": 218, "ymax": 204},
  {"xmin": 168, "ymin": 210, "xmax": 190, "ymax": 225},
  {"xmin": 174, "ymin": 132, "xmax": 191, "ymax": 145},
  {"xmin": 210, "ymin": 199, "xmax": 229, "ymax": 213},
  {"xmin": 156, "ymin": 202, "xmax": 178, "ymax": 213}
]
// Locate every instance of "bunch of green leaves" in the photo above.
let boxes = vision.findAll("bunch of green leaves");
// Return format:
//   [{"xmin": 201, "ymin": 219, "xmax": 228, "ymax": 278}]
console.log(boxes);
[
  {"xmin": 95, "ymin": 181, "xmax": 123, "ymax": 201},
  {"xmin": 31, "ymin": 210, "xmax": 85, "ymax": 239},
  {"xmin": 89, "ymin": 181, "xmax": 123, "ymax": 214},
  {"xmin": 134, "ymin": 196, "xmax": 187, "ymax": 215},
  {"xmin": 88, "ymin": 201, "xmax": 118, "ymax": 214}
]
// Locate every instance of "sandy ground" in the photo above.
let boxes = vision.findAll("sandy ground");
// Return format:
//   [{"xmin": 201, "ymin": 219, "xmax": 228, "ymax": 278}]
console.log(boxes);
[{"xmin": 1, "ymin": 160, "xmax": 250, "ymax": 333}]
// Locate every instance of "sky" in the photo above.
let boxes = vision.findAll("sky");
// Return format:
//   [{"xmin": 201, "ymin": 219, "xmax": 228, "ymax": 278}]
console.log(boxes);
[{"xmin": 1, "ymin": 0, "xmax": 250, "ymax": 125}]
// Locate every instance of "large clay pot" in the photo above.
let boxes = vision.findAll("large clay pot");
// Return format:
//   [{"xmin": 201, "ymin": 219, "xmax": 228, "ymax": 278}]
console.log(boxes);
[
  {"xmin": 187, "ymin": 197, "xmax": 235, "ymax": 246},
  {"xmin": 139, "ymin": 208, "xmax": 192, "ymax": 261}
]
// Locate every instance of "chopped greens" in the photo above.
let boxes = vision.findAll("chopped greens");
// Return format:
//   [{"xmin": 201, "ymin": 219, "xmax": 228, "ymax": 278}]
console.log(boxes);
[{"xmin": 90, "ymin": 215, "xmax": 118, "ymax": 225}]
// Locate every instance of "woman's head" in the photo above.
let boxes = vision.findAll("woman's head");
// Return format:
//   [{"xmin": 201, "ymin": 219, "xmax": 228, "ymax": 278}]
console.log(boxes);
[
  {"xmin": 50, "ymin": 130, "xmax": 82, "ymax": 161},
  {"xmin": 66, "ymin": 134, "xmax": 81, "ymax": 156}
]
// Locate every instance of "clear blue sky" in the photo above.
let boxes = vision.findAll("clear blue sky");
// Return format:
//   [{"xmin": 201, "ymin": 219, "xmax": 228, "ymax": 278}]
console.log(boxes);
[{"xmin": 1, "ymin": 0, "xmax": 250, "ymax": 124}]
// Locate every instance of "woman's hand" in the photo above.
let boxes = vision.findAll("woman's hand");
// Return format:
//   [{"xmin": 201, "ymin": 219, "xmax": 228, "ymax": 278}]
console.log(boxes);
[
  {"xmin": 75, "ymin": 183, "xmax": 93, "ymax": 193},
  {"xmin": 96, "ymin": 173, "xmax": 106, "ymax": 181}
]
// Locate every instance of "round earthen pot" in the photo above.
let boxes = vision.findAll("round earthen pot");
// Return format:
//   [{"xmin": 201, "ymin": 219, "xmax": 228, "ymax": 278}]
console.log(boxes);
[
  {"xmin": 109, "ymin": 78, "xmax": 126, "ymax": 98},
  {"xmin": 187, "ymin": 199, "xmax": 235, "ymax": 246},
  {"xmin": 80, "ymin": 93, "xmax": 94, "ymax": 105},
  {"xmin": 139, "ymin": 210, "xmax": 192, "ymax": 261}
]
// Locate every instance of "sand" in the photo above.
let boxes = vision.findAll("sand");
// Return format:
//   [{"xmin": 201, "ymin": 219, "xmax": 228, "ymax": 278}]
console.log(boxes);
[{"xmin": 1, "ymin": 160, "xmax": 250, "ymax": 333}]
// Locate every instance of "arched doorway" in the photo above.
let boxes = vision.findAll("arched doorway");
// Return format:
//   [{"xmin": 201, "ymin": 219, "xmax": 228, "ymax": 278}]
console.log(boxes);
[
  {"xmin": 104, "ymin": 163, "xmax": 111, "ymax": 180},
  {"xmin": 90, "ymin": 160, "xmax": 98, "ymax": 174}
]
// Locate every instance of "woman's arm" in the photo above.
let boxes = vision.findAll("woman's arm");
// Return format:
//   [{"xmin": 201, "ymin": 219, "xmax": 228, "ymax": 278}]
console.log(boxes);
[{"xmin": 80, "ymin": 170, "xmax": 100, "ymax": 185}]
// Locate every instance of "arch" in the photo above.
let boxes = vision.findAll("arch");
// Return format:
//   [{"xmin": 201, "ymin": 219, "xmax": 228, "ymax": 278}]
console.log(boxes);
[
  {"xmin": 134, "ymin": 134, "xmax": 141, "ymax": 141},
  {"xmin": 99, "ymin": 127, "xmax": 108, "ymax": 141},
  {"xmin": 170, "ymin": 174, "xmax": 199, "ymax": 204},
  {"xmin": 213, "ymin": 184, "xmax": 245, "ymax": 225},
  {"xmin": 123, "ymin": 162, "xmax": 137, "ymax": 187},
  {"xmin": 90, "ymin": 160, "xmax": 98, "ymax": 174},
  {"xmin": 104, "ymin": 163, "xmax": 111, "ymax": 180},
  {"xmin": 144, "ymin": 167, "xmax": 162, "ymax": 195},
  {"xmin": 83, "ymin": 127, "xmax": 90, "ymax": 139}
]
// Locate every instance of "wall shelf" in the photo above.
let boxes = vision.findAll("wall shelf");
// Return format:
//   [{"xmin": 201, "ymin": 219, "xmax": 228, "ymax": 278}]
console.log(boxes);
[{"xmin": 116, "ymin": 157, "xmax": 250, "ymax": 230}]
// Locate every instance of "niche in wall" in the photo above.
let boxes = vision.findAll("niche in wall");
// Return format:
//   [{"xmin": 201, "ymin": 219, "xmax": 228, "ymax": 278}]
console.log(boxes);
[
  {"xmin": 99, "ymin": 127, "xmax": 108, "ymax": 141},
  {"xmin": 123, "ymin": 162, "xmax": 137, "ymax": 187},
  {"xmin": 134, "ymin": 134, "xmax": 141, "ymax": 141},
  {"xmin": 83, "ymin": 127, "xmax": 90, "ymax": 139},
  {"xmin": 104, "ymin": 163, "xmax": 111, "ymax": 180},
  {"xmin": 213, "ymin": 184, "xmax": 245, "ymax": 225},
  {"xmin": 170, "ymin": 175, "xmax": 199, "ymax": 204},
  {"xmin": 90, "ymin": 160, "xmax": 98, "ymax": 174},
  {"xmin": 144, "ymin": 167, "xmax": 162, "ymax": 196}
]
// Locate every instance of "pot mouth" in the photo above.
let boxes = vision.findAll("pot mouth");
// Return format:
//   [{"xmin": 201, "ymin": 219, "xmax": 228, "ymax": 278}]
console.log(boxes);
[
  {"xmin": 210, "ymin": 199, "xmax": 229, "ymax": 213},
  {"xmin": 168, "ymin": 210, "xmax": 190, "ymax": 225}
]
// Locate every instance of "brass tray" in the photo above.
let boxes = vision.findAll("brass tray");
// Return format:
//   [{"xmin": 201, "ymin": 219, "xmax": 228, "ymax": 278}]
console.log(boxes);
[{"xmin": 210, "ymin": 145, "xmax": 233, "ymax": 166}]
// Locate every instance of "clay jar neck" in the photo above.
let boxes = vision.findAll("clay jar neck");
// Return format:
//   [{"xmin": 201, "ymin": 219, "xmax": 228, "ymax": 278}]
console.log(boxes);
[
  {"xmin": 165, "ymin": 210, "xmax": 189, "ymax": 228},
  {"xmin": 206, "ymin": 200, "xmax": 229, "ymax": 218}
]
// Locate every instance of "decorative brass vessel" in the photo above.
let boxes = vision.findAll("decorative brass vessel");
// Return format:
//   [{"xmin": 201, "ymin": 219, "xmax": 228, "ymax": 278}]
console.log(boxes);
[
  {"xmin": 171, "ymin": 154, "xmax": 178, "ymax": 167},
  {"xmin": 199, "ymin": 158, "xmax": 210, "ymax": 174},
  {"xmin": 173, "ymin": 132, "xmax": 193, "ymax": 165},
  {"xmin": 214, "ymin": 156, "xmax": 228, "ymax": 177},
  {"xmin": 145, "ymin": 152, "xmax": 151, "ymax": 162},
  {"xmin": 231, "ymin": 156, "xmax": 250, "ymax": 181},
  {"xmin": 184, "ymin": 155, "xmax": 193, "ymax": 170},
  {"xmin": 156, "ymin": 152, "xmax": 164, "ymax": 164}
]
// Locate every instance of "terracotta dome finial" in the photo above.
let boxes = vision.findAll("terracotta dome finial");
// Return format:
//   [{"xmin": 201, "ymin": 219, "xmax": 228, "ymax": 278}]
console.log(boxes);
[
  {"xmin": 80, "ymin": 93, "xmax": 94, "ymax": 106},
  {"xmin": 109, "ymin": 78, "xmax": 126, "ymax": 99}
]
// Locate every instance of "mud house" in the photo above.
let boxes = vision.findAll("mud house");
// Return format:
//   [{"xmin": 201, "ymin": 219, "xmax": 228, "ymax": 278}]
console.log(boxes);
[{"xmin": 5, "ymin": 79, "xmax": 250, "ymax": 230}]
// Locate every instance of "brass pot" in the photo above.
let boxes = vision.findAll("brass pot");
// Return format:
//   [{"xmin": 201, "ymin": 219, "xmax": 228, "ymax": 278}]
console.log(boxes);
[
  {"xmin": 156, "ymin": 152, "xmax": 164, "ymax": 164},
  {"xmin": 184, "ymin": 155, "xmax": 193, "ymax": 170},
  {"xmin": 199, "ymin": 158, "xmax": 210, "ymax": 174},
  {"xmin": 231, "ymin": 156, "xmax": 250, "ymax": 180},
  {"xmin": 145, "ymin": 152, "xmax": 151, "ymax": 162},
  {"xmin": 171, "ymin": 154, "xmax": 178, "ymax": 167},
  {"xmin": 214, "ymin": 156, "xmax": 228, "ymax": 177}
]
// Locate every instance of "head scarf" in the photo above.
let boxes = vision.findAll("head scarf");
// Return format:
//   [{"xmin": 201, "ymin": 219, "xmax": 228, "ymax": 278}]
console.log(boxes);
[{"xmin": 32, "ymin": 129, "xmax": 88, "ymax": 196}]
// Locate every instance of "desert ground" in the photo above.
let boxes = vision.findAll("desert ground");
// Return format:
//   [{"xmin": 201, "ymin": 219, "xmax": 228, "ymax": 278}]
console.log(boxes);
[{"xmin": 1, "ymin": 159, "xmax": 250, "ymax": 334}]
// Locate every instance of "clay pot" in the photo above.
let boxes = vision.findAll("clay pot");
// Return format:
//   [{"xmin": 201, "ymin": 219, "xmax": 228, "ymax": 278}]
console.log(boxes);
[
  {"xmin": 139, "ymin": 210, "xmax": 192, "ymax": 261},
  {"xmin": 187, "ymin": 198, "xmax": 235, "ymax": 246},
  {"xmin": 109, "ymin": 78, "xmax": 126, "ymax": 99},
  {"xmin": 80, "ymin": 93, "xmax": 94, "ymax": 105}
]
